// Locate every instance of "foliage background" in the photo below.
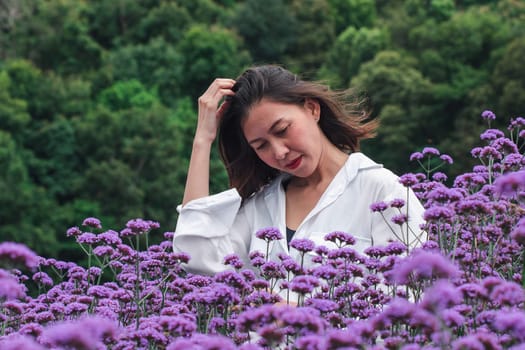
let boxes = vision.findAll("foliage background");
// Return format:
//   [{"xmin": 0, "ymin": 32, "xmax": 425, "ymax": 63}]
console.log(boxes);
[{"xmin": 0, "ymin": 0, "xmax": 524, "ymax": 260}]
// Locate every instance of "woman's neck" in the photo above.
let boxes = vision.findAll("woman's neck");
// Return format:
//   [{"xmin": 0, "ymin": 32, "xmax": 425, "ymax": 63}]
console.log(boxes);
[{"xmin": 290, "ymin": 143, "xmax": 349, "ymax": 189}]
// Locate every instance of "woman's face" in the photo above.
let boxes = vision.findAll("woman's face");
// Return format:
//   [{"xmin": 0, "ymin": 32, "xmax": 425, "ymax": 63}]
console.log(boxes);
[{"xmin": 242, "ymin": 98, "xmax": 326, "ymax": 177}]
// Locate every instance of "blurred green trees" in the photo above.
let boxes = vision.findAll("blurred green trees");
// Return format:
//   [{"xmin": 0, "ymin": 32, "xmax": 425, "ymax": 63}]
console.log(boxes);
[{"xmin": 0, "ymin": 0, "xmax": 523, "ymax": 259}]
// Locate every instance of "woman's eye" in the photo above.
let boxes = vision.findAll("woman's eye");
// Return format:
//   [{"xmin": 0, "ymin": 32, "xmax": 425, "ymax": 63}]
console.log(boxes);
[
  {"xmin": 256, "ymin": 142, "xmax": 267, "ymax": 150},
  {"xmin": 276, "ymin": 126, "xmax": 288, "ymax": 135}
]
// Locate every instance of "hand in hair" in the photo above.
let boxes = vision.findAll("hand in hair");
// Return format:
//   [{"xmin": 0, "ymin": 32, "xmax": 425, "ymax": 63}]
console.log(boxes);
[
  {"xmin": 195, "ymin": 78, "xmax": 236, "ymax": 145},
  {"xmin": 182, "ymin": 78, "xmax": 235, "ymax": 206}
]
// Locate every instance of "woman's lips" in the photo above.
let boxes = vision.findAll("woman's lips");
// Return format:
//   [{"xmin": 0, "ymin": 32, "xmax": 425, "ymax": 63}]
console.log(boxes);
[{"xmin": 286, "ymin": 156, "xmax": 302, "ymax": 170}]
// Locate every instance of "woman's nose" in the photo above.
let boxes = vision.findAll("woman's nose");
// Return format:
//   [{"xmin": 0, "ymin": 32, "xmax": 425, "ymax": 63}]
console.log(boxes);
[{"xmin": 273, "ymin": 142, "xmax": 289, "ymax": 160}]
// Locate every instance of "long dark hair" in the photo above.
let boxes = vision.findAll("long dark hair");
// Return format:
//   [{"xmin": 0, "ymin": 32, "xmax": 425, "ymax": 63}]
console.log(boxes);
[{"xmin": 218, "ymin": 65, "xmax": 377, "ymax": 199}]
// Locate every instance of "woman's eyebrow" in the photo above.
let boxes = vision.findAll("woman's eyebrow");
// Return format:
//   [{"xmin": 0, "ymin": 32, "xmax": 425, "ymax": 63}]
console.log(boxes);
[{"xmin": 247, "ymin": 118, "xmax": 284, "ymax": 145}]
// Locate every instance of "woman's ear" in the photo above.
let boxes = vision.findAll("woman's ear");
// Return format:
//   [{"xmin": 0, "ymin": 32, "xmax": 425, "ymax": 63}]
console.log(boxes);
[{"xmin": 304, "ymin": 98, "xmax": 321, "ymax": 121}]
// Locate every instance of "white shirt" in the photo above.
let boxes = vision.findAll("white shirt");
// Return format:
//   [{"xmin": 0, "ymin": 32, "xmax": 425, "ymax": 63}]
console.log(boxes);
[{"xmin": 173, "ymin": 153, "xmax": 426, "ymax": 275}]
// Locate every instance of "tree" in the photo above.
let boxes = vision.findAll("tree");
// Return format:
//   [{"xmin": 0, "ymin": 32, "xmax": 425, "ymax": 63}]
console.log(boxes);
[
  {"xmin": 177, "ymin": 25, "xmax": 251, "ymax": 100},
  {"xmin": 132, "ymin": 2, "xmax": 192, "ymax": 44},
  {"xmin": 7, "ymin": 0, "xmax": 104, "ymax": 74},
  {"xmin": 351, "ymin": 51, "xmax": 436, "ymax": 172},
  {"xmin": 104, "ymin": 38, "xmax": 184, "ymax": 107},
  {"xmin": 492, "ymin": 36, "xmax": 525, "ymax": 120},
  {"xmin": 319, "ymin": 26, "xmax": 389, "ymax": 88},
  {"xmin": 98, "ymin": 80, "xmax": 158, "ymax": 111},
  {"xmin": 232, "ymin": 0, "xmax": 296, "ymax": 63},
  {"xmin": 327, "ymin": 0, "xmax": 377, "ymax": 34},
  {"xmin": 0, "ymin": 70, "xmax": 30, "ymax": 135},
  {"xmin": 286, "ymin": 0, "xmax": 336, "ymax": 76}
]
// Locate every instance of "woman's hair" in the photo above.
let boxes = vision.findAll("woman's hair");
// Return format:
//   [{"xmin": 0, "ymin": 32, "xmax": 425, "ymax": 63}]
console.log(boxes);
[{"xmin": 218, "ymin": 65, "xmax": 378, "ymax": 199}]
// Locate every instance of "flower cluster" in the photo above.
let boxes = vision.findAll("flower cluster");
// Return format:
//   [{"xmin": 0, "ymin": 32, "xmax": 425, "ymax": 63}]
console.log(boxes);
[{"xmin": 2, "ymin": 110, "xmax": 525, "ymax": 349}]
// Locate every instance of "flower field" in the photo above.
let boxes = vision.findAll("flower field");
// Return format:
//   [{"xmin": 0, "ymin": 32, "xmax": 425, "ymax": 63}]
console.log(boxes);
[{"xmin": 1, "ymin": 111, "xmax": 525, "ymax": 349}]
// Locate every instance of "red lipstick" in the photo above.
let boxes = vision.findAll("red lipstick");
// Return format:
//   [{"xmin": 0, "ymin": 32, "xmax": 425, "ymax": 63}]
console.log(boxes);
[{"xmin": 286, "ymin": 156, "xmax": 302, "ymax": 170}]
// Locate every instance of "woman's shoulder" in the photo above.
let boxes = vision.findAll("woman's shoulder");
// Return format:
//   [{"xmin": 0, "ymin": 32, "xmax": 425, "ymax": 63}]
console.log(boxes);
[{"xmin": 347, "ymin": 153, "xmax": 400, "ymax": 186}]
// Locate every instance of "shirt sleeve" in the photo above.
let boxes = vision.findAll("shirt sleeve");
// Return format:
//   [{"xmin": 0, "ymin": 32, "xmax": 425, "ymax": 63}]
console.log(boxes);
[
  {"xmin": 172, "ymin": 189, "xmax": 252, "ymax": 275},
  {"xmin": 369, "ymin": 172, "xmax": 427, "ymax": 249}
]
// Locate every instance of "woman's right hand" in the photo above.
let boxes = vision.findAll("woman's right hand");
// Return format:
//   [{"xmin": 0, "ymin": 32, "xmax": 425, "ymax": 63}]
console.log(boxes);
[{"xmin": 195, "ymin": 78, "xmax": 236, "ymax": 144}]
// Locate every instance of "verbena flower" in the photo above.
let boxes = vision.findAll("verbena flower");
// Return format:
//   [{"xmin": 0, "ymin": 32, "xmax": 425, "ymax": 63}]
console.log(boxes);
[
  {"xmin": 289, "ymin": 238, "xmax": 316, "ymax": 253},
  {"xmin": 481, "ymin": 110, "xmax": 496, "ymax": 120},
  {"xmin": 0, "ymin": 242, "xmax": 40, "ymax": 269},
  {"xmin": 370, "ymin": 201, "xmax": 388, "ymax": 212},
  {"xmin": 255, "ymin": 227, "xmax": 283, "ymax": 241},
  {"xmin": 0, "ymin": 269, "xmax": 27, "ymax": 300},
  {"xmin": 40, "ymin": 316, "xmax": 118, "ymax": 349},
  {"xmin": 82, "ymin": 217, "xmax": 102, "ymax": 229},
  {"xmin": 392, "ymin": 250, "xmax": 459, "ymax": 284}
]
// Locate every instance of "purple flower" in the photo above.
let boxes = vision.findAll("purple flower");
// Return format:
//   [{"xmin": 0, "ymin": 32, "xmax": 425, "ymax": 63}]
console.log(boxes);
[
  {"xmin": 223, "ymin": 254, "xmax": 244, "ymax": 269},
  {"xmin": 481, "ymin": 110, "xmax": 496, "ymax": 120},
  {"xmin": 93, "ymin": 245, "xmax": 116, "ymax": 257},
  {"xmin": 255, "ymin": 227, "xmax": 283, "ymax": 241},
  {"xmin": 167, "ymin": 334, "xmax": 237, "ymax": 350},
  {"xmin": 313, "ymin": 265, "xmax": 338, "ymax": 280},
  {"xmin": 399, "ymin": 174, "xmax": 419, "ymax": 187},
  {"xmin": 0, "ymin": 242, "xmax": 39, "ymax": 269},
  {"xmin": 490, "ymin": 281, "xmax": 525, "ymax": 306},
  {"xmin": 0, "ymin": 269, "xmax": 27, "ymax": 300},
  {"xmin": 32, "ymin": 272, "xmax": 53, "ymax": 286},
  {"xmin": 392, "ymin": 250, "xmax": 459, "ymax": 284},
  {"xmin": 290, "ymin": 275, "xmax": 320, "ymax": 294},
  {"xmin": 391, "ymin": 214, "xmax": 408, "ymax": 225},
  {"xmin": 493, "ymin": 310, "xmax": 525, "ymax": 342},
  {"xmin": 41, "ymin": 316, "xmax": 118, "ymax": 349},
  {"xmin": 389, "ymin": 198, "xmax": 405, "ymax": 208},
  {"xmin": 423, "ymin": 206, "xmax": 455, "ymax": 221},
  {"xmin": 494, "ymin": 170, "xmax": 525, "ymax": 197},
  {"xmin": 421, "ymin": 280, "xmax": 462, "ymax": 311},
  {"xmin": 480, "ymin": 129, "xmax": 504, "ymax": 141},
  {"xmin": 451, "ymin": 331, "xmax": 500, "ymax": 350},
  {"xmin": 98, "ymin": 230, "xmax": 122, "ymax": 245},
  {"xmin": 122, "ymin": 218, "xmax": 159, "ymax": 236},
  {"xmin": 0, "ymin": 335, "xmax": 46, "ymax": 350},
  {"xmin": 440, "ymin": 154, "xmax": 453, "ymax": 164},
  {"xmin": 290, "ymin": 238, "xmax": 316, "ymax": 253},
  {"xmin": 260, "ymin": 261, "xmax": 286, "ymax": 280},
  {"xmin": 76, "ymin": 232, "xmax": 98, "ymax": 244},
  {"xmin": 305, "ymin": 298, "xmax": 339, "ymax": 313},
  {"xmin": 66, "ymin": 226, "xmax": 82, "ymax": 237},
  {"xmin": 410, "ymin": 152, "xmax": 424, "ymax": 161},
  {"xmin": 324, "ymin": 231, "xmax": 355, "ymax": 245},
  {"xmin": 370, "ymin": 201, "xmax": 388, "ymax": 212},
  {"xmin": 82, "ymin": 217, "xmax": 102, "ymax": 229},
  {"xmin": 422, "ymin": 147, "xmax": 440, "ymax": 156},
  {"xmin": 294, "ymin": 335, "xmax": 327, "ymax": 350},
  {"xmin": 511, "ymin": 217, "xmax": 525, "ymax": 245}
]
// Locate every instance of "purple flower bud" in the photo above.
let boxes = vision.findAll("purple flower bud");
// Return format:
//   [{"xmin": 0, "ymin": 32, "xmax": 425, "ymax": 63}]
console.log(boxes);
[
  {"xmin": 370, "ymin": 201, "xmax": 388, "ymax": 212},
  {"xmin": 290, "ymin": 238, "xmax": 316, "ymax": 253},
  {"xmin": 391, "ymin": 214, "xmax": 408, "ymax": 225},
  {"xmin": 399, "ymin": 174, "xmax": 419, "ymax": 187},
  {"xmin": 223, "ymin": 254, "xmax": 244, "ymax": 269},
  {"xmin": 439, "ymin": 154, "xmax": 453, "ymax": 164},
  {"xmin": 82, "ymin": 217, "xmax": 102, "ymax": 229},
  {"xmin": 255, "ymin": 227, "xmax": 283, "ymax": 241},
  {"xmin": 389, "ymin": 198, "xmax": 405, "ymax": 208},
  {"xmin": 481, "ymin": 110, "xmax": 496, "ymax": 120},
  {"xmin": 409, "ymin": 152, "xmax": 424, "ymax": 161},
  {"xmin": 66, "ymin": 226, "xmax": 82, "ymax": 237},
  {"xmin": 422, "ymin": 147, "xmax": 440, "ymax": 156},
  {"xmin": 290, "ymin": 275, "xmax": 320, "ymax": 294}
]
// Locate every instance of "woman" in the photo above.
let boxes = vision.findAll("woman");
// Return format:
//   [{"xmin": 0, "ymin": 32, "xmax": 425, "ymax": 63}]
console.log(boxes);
[{"xmin": 173, "ymin": 65, "xmax": 425, "ymax": 275}]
